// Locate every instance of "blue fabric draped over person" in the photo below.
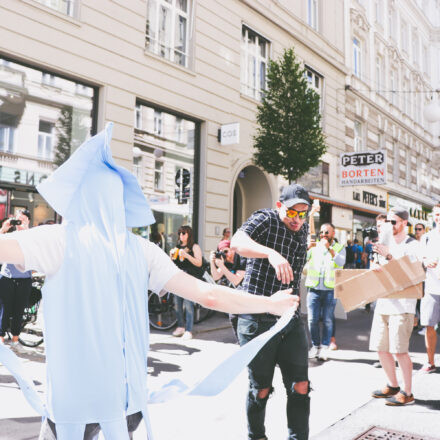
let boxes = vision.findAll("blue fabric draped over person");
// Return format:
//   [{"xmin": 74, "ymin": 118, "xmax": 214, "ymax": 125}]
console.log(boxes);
[{"xmin": 0, "ymin": 123, "xmax": 298, "ymax": 439}]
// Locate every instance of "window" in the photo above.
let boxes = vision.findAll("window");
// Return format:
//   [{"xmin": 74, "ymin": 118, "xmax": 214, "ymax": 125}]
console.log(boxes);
[
  {"xmin": 135, "ymin": 105, "xmax": 142, "ymax": 129},
  {"xmin": 38, "ymin": 120, "xmax": 54, "ymax": 160},
  {"xmin": 307, "ymin": 0, "xmax": 319, "ymax": 30},
  {"xmin": 403, "ymin": 79, "xmax": 410, "ymax": 114},
  {"xmin": 388, "ymin": 9, "xmax": 396, "ymax": 40},
  {"xmin": 145, "ymin": 0, "xmax": 190, "ymax": 67},
  {"xmin": 423, "ymin": 45, "xmax": 429, "ymax": 75},
  {"xmin": 375, "ymin": 0, "xmax": 383, "ymax": 24},
  {"xmin": 393, "ymin": 142, "xmax": 399, "ymax": 182},
  {"xmin": 353, "ymin": 38, "xmax": 361, "ymax": 78},
  {"xmin": 412, "ymin": 32, "xmax": 419, "ymax": 65},
  {"xmin": 354, "ymin": 120, "xmax": 363, "ymax": 151},
  {"xmin": 305, "ymin": 67, "xmax": 323, "ymax": 111},
  {"xmin": 296, "ymin": 161, "xmax": 329, "ymax": 196},
  {"xmin": 154, "ymin": 160, "xmax": 164, "ymax": 191},
  {"xmin": 33, "ymin": 0, "xmax": 76, "ymax": 17},
  {"xmin": 175, "ymin": 117, "xmax": 183, "ymax": 143},
  {"xmin": 0, "ymin": 115, "xmax": 15, "ymax": 153},
  {"xmin": 390, "ymin": 70, "xmax": 398, "ymax": 107},
  {"xmin": 42, "ymin": 73, "xmax": 55, "ymax": 86},
  {"xmin": 376, "ymin": 56, "xmax": 384, "ymax": 92},
  {"xmin": 153, "ymin": 110, "xmax": 163, "ymax": 136},
  {"xmin": 401, "ymin": 20, "xmax": 408, "ymax": 52},
  {"xmin": 241, "ymin": 26, "xmax": 270, "ymax": 101}
]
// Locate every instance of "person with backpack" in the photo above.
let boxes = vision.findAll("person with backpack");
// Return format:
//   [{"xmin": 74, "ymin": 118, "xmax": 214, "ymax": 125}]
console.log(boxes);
[
  {"xmin": 344, "ymin": 239, "xmax": 356, "ymax": 269},
  {"xmin": 369, "ymin": 207, "xmax": 421, "ymax": 406}
]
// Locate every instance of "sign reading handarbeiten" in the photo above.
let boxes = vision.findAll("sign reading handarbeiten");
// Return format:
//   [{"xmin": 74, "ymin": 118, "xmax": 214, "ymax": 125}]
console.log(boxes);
[{"xmin": 340, "ymin": 149, "xmax": 387, "ymax": 186}]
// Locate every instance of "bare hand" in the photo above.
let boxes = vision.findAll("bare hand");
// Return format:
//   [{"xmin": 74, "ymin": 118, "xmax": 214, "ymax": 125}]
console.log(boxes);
[
  {"xmin": 179, "ymin": 249, "xmax": 189, "ymax": 259},
  {"xmin": 0, "ymin": 218, "xmax": 11, "ymax": 234},
  {"xmin": 214, "ymin": 258, "xmax": 224, "ymax": 268},
  {"xmin": 320, "ymin": 237, "xmax": 331, "ymax": 249},
  {"xmin": 370, "ymin": 262, "xmax": 382, "ymax": 272},
  {"xmin": 373, "ymin": 243, "xmax": 389, "ymax": 257},
  {"xmin": 268, "ymin": 250, "xmax": 293, "ymax": 285},
  {"xmin": 424, "ymin": 259, "xmax": 438, "ymax": 269},
  {"xmin": 269, "ymin": 289, "xmax": 299, "ymax": 316}
]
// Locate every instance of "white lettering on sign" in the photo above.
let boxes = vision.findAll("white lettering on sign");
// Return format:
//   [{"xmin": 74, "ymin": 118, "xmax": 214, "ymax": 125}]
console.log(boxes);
[
  {"xmin": 220, "ymin": 123, "xmax": 240, "ymax": 145},
  {"xmin": 340, "ymin": 149, "xmax": 387, "ymax": 186}
]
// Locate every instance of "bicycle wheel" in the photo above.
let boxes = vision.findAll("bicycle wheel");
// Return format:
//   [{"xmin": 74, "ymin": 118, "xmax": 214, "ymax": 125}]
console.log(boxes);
[
  {"xmin": 148, "ymin": 291, "xmax": 177, "ymax": 330},
  {"xmin": 18, "ymin": 302, "xmax": 44, "ymax": 347},
  {"xmin": 194, "ymin": 303, "xmax": 214, "ymax": 324}
]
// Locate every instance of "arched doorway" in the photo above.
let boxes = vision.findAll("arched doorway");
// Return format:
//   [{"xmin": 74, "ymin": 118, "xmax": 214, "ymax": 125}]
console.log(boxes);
[{"xmin": 233, "ymin": 165, "xmax": 273, "ymax": 231}]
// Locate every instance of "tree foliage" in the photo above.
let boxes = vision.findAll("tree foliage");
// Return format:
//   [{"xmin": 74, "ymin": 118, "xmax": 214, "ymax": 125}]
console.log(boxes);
[
  {"xmin": 253, "ymin": 48, "xmax": 326, "ymax": 182},
  {"xmin": 54, "ymin": 106, "xmax": 73, "ymax": 168}
]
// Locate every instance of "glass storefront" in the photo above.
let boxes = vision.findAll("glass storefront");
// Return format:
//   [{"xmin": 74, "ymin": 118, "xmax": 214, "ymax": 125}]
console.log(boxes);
[
  {"xmin": 133, "ymin": 101, "xmax": 199, "ymax": 252},
  {"xmin": 0, "ymin": 57, "xmax": 97, "ymax": 223}
]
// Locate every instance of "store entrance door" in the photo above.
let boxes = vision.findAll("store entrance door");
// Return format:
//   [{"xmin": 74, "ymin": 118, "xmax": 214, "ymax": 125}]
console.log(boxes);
[{"xmin": 233, "ymin": 166, "xmax": 272, "ymax": 232}]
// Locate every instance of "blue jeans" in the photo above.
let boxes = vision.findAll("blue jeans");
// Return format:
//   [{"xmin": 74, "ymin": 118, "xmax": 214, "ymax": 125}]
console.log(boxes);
[
  {"xmin": 307, "ymin": 288, "xmax": 336, "ymax": 347},
  {"xmin": 175, "ymin": 296, "xmax": 194, "ymax": 332},
  {"xmin": 237, "ymin": 316, "xmax": 310, "ymax": 440}
]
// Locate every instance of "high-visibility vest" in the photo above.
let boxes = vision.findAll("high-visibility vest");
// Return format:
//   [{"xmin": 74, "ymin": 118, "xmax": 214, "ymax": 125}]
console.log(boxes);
[{"xmin": 305, "ymin": 241, "xmax": 345, "ymax": 289}]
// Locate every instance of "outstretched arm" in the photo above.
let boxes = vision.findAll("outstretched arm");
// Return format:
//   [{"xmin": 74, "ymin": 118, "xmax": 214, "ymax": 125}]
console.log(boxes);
[
  {"xmin": 0, "ymin": 238, "xmax": 25, "ymax": 266},
  {"xmin": 164, "ymin": 271, "xmax": 298, "ymax": 316}
]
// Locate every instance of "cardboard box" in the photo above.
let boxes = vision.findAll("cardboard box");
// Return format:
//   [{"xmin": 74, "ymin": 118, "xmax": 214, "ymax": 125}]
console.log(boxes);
[{"xmin": 335, "ymin": 256, "xmax": 425, "ymax": 312}]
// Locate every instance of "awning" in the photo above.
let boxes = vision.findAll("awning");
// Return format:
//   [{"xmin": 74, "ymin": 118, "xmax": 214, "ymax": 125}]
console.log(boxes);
[
  {"xmin": 309, "ymin": 193, "xmax": 386, "ymax": 216},
  {"xmin": 151, "ymin": 203, "xmax": 190, "ymax": 216}
]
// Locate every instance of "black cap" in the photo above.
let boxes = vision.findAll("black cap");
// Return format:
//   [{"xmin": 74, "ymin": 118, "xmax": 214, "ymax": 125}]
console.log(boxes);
[
  {"xmin": 389, "ymin": 206, "xmax": 409, "ymax": 221},
  {"xmin": 279, "ymin": 184, "xmax": 311, "ymax": 208}
]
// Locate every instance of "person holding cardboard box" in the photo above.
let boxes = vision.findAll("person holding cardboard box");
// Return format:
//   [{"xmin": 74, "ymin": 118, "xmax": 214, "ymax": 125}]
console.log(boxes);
[
  {"xmin": 419, "ymin": 204, "xmax": 440, "ymax": 373},
  {"xmin": 305, "ymin": 223, "xmax": 346, "ymax": 361},
  {"xmin": 370, "ymin": 207, "xmax": 421, "ymax": 406}
]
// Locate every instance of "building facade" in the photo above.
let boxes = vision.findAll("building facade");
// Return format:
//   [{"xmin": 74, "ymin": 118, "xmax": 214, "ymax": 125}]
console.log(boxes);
[{"xmin": 1, "ymin": 0, "xmax": 438, "ymax": 249}]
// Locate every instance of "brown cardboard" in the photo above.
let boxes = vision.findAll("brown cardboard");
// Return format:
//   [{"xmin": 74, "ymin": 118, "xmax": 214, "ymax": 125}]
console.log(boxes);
[{"xmin": 334, "ymin": 256, "xmax": 425, "ymax": 312}]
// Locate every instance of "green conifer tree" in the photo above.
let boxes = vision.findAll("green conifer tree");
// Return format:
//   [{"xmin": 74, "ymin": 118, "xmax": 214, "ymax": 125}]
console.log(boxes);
[
  {"xmin": 53, "ymin": 105, "xmax": 73, "ymax": 167},
  {"xmin": 253, "ymin": 48, "xmax": 326, "ymax": 182}
]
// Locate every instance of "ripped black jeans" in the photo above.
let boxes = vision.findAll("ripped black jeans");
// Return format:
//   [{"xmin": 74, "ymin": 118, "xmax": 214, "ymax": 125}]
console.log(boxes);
[{"xmin": 237, "ymin": 316, "xmax": 310, "ymax": 440}]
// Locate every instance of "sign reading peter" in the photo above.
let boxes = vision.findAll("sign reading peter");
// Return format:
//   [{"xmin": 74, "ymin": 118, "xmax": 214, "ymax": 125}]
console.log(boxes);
[{"xmin": 340, "ymin": 149, "xmax": 387, "ymax": 186}]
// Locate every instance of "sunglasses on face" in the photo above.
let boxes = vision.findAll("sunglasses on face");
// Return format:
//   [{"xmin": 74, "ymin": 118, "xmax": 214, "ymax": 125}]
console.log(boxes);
[
  {"xmin": 319, "ymin": 231, "xmax": 330, "ymax": 236},
  {"xmin": 415, "ymin": 228, "xmax": 424, "ymax": 231},
  {"xmin": 285, "ymin": 207, "xmax": 308, "ymax": 219},
  {"xmin": 179, "ymin": 232, "xmax": 187, "ymax": 236},
  {"xmin": 386, "ymin": 220, "xmax": 398, "ymax": 225}
]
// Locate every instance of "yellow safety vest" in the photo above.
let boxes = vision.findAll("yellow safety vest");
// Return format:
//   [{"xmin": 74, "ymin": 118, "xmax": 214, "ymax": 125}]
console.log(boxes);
[{"xmin": 305, "ymin": 241, "xmax": 345, "ymax": 289}]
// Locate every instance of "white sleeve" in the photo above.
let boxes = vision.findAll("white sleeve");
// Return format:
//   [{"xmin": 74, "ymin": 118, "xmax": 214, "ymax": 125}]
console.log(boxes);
[
  {"xmin": 7, "ymin": 225, "xmax": 66, "ymax": 276},
  {"xmin": 137, "ymin": 237, "xmax": 182, "ymax": 294}
]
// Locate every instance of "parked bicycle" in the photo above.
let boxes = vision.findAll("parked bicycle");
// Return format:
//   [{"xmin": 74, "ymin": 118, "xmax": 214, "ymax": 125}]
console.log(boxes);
[{"xmin": 17, "ymin": 274, "xmax": 44, "ymax": 347}]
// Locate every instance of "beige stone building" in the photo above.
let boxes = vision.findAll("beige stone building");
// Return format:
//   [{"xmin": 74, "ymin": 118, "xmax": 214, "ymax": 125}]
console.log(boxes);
[{"xmin": 0, "ymin": 0, "xmax": 349, "ymax": 252}]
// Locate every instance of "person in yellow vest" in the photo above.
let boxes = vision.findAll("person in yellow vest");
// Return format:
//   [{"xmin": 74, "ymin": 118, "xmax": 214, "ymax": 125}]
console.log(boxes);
[{"xmin": 305, "ymin": 223, "xmax": 345, "ymax": 361}]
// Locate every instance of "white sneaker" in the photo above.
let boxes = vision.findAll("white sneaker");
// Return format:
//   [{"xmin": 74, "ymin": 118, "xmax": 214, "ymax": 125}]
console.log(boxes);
[
  {"xmin": 319, "ymin": 345, "xmax": 330, "ymax": 361},
  {"xmin": 308, "ymin": 345, "xmax": 320, "ymax": 359},
  {"xmin": 418, "ymin": 328, "xmax": 426, "ymax": 336},
  {"xmin": 10, "ymin": 342, "xmax": 27, "ymax": 354},
  {"xmin": 181, "ymin": 331, "xmax": 193, "ymax": 340},
  {"xmin": 172, "ymin": 327, "xmax": 185, "ymax": 337}
]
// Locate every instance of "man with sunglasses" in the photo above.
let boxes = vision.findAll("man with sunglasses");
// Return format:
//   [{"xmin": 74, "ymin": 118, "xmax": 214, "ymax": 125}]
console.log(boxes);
[
  {"xmin": 370, "ymin": 207, "xmax": 421, "ymax": 406},
  {"xmin": 414, "ymin": 223, "xmax": 426, "ymax": 241},
  {"xmin": 305, "ymin": 223, "xmax": 345, "ymax": 361},
  {"xmin": 231, "ymin": 183, "xmax": 311, "ymax": 440}
]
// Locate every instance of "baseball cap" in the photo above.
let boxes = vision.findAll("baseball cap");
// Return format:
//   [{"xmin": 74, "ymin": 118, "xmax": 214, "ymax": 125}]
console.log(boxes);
[
  {"xmin": 279, "ymin": 184, "xmax": 311, "ymax": 208},
  {"xmin": 389, "ymin": 206, "xmax": 409, "ymax": 221},
  {"xmin": 218, "ymin": 240, "xmax": 231, "ymax": 251}
]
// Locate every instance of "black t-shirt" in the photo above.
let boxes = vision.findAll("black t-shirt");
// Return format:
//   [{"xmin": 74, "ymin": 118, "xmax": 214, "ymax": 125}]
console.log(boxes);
[{"xmin": 173, "ymin": 245, "xmax": 204, "ymax": 280}]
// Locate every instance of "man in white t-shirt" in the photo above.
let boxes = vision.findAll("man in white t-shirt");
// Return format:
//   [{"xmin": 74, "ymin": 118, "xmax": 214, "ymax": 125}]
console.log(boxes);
[
  {"xmin": 419, "ymin": 204, "xmax": 440, "ymax": 373},
  {"xmin": 0, "ymin": 123, "xmax": 299, "ymax": 440},
  {"xmin": 369, "ymin": 207, "xmax": 421, "ymax": 406}
]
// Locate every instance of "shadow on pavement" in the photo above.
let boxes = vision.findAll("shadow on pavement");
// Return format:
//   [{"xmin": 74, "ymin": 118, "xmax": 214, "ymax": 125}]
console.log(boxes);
[
  {"xmin": 147, "ymin": 356, "xmax": 182, "ymax": 377},
  {"xmin": 0, "ymin": 416, "xmax": 41, "ymax": 440},
  {"xmin": 415, "ymin": 398, "xmax": 440, "ymax": 410}
]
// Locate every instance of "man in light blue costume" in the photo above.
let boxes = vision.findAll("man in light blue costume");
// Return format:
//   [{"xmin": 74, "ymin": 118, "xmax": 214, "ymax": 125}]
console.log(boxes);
[{"xmin": 0, "ymin": 123, "xmax": 298, "ymax": 439}]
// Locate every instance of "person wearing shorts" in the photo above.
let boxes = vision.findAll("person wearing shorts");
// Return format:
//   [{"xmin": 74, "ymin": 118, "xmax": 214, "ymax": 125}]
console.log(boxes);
[
  {"xmin": 419, "ymin": 203, "xmax": 440, "ymax": 373},
  {"xmin": 369, "ymin": 207, "xmax": 421, "ymax": 406}
]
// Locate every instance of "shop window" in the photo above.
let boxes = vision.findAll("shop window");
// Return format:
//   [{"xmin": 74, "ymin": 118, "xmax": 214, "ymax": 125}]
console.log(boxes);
[
  {"xmin": 146, "ymin": 0, "xmax": 191, "ymax": 67},
  {"xmin": 33, "ymin": 0, "xmax": 77, "ymax": 17},
  {"xmin": 38, "ymin": 120, "xmax": 54, "ymax": 160},
  {"xmin": 307, "ymin": 0, "xmax": 319, "ymax": 31},
  {"xmin": 241, "ymin": 25, "xmax": 270, "ymax": 101},
  {"xmin": 296, "ymin": 161, "xmax": 329, "ymax": 196},
  {"xmin": 0, "ymin": 116, "xmax": 15, "ymax": 153}
]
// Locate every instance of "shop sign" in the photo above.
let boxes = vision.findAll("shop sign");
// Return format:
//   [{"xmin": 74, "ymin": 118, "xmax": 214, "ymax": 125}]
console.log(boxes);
[
  {"xmin": 149, "ymin": 195, "xmax": 169, "ymax": 204},
  {"xmin": 352, "ymin": 190, "xmax": 386, "ymax": 209},
  {"xmin": 0, "ymin": 166, "xmax": 48, "ymax": 186},
  {"xmin": 218, "ymin": 122, "xmax": 240, "ymax": 145},
  {"xmin": 340, "ymin": 149, "xmax": 387, "ymax": 186},
  {"xmin": 388, "ymin": 195, "xmax": 429, "ymax": 222}
]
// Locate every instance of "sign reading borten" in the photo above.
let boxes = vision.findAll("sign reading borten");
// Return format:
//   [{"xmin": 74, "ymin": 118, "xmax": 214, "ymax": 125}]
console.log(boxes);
[{"xmin": 340, "ymin": 149, "xmax": 387, "ymax": 186}]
